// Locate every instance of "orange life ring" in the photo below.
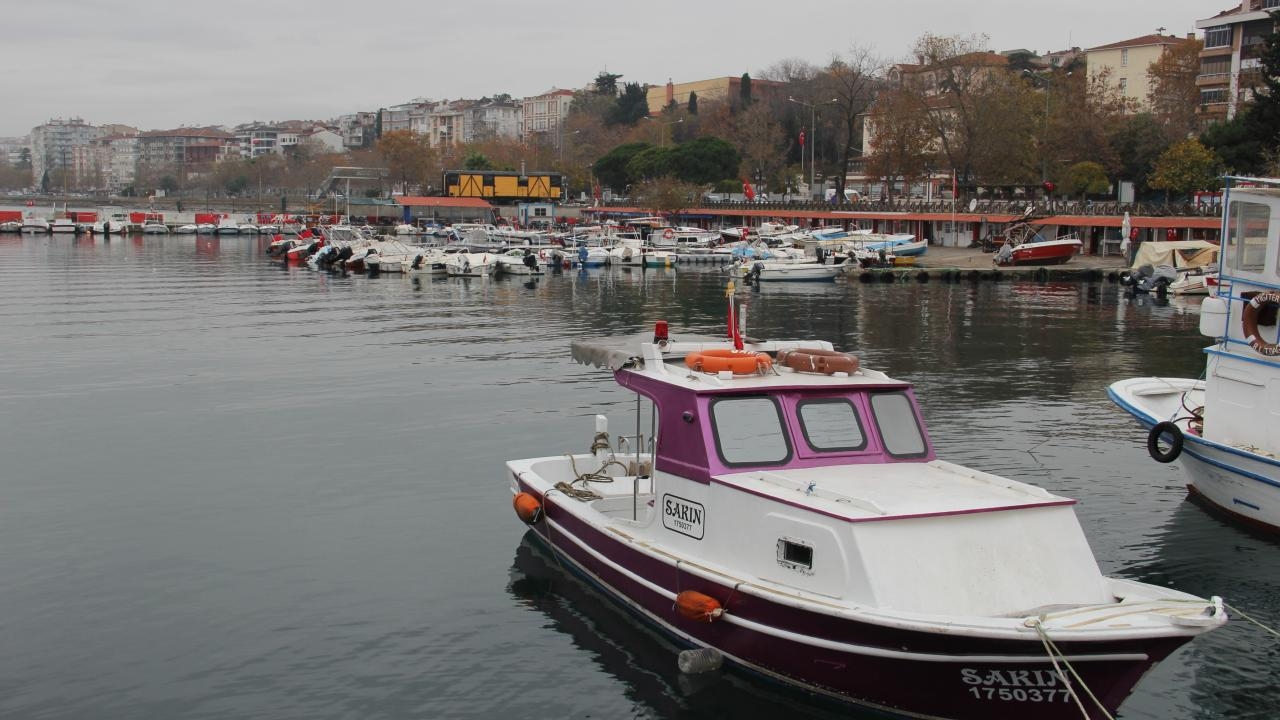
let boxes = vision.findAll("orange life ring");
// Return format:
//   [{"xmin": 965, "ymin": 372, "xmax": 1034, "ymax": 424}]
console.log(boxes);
[
  {"xmin": 663, "ymin": 228, "xmax": 675, "ymax": 240},
  {"xmin": 684, "ymin": 349, "xmax": 773, "ymax": 374},
  {"xmin": 1242, "ymin": 291, "xmax": 1280, "ymax": 356},
  {"xmin": 776, "ymin": 348, "xmax": 860, "ymax": 375}
]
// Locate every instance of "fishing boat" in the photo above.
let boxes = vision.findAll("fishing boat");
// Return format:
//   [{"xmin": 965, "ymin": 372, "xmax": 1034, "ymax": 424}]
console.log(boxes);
[
  {"xmin": 1109, "ymin": 176, "xmax": 1280, "ymax": 533},
  {"xmin": 507, "ymin": 302, "xmax": 1226, "ymax": 720},
  {"xmin": 444, "ymin": 251, "xmax": 498, "ymax": 277},
  {"xmin": 50, "ymin": 218, "xmax": 80, "ymax": 234},
  {"xmin": 20, "ymin": 217, "xmax": 50, "ymax": 233}
]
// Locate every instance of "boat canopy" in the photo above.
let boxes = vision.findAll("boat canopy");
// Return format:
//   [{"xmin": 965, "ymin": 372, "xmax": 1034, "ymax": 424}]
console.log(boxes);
[{"xmin": 1130, "ymin": 239, "xmax": 1218, "ymax": 270}]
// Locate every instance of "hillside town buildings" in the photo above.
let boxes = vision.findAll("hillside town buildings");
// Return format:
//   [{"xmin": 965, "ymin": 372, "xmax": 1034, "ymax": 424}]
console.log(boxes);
[
  {"xmin": 1085, "ymin": 33, "xmax": 1195, "ymax": 110},
  {"xmin": 1196, "ymin": 0, "xmax": 1280, "ymax": 120}
]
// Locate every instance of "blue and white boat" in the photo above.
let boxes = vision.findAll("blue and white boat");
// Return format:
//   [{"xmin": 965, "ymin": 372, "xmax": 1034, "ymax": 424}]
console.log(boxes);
[
  {"xmin": 1109, "ymin": 176, "xmax": 1280, "ymax": 533},
  {"xmin": 855, "ymin": 233, "xmax": 927, "ymax": 257}
]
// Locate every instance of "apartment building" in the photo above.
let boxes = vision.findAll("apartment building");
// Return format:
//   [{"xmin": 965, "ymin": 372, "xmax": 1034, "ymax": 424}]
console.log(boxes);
[
  {"xmin": 464, "ymin": 100, "xmax": 522, "ymax": 142},
  {"xmin": 337, "ymin": 112, "xmax": 378, "ymax": 149},
  {"xmin": 30, "ymin": 117, "xmax": 103, "ymax": 188},
  {"xmin": 1086, "ymin": 34, "xmax": 1192, "ymax": 110},
  {"xmin": 1196, "ymin": 0, "xmax": 1280, "ymax": 120},
  {"xmin": 521, "ymin": 89, "xmax": 574, "ymax": 146}
]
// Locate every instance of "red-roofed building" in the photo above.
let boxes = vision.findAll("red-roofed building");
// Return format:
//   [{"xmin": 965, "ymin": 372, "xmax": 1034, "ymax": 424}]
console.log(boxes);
[
  {"xmin": 1086, "ymin": 34, "xmax": 1194, "ymax": 111},
  {"xmin": 395, "ymin": 196, "xmax": 497, "ymax": 224}
]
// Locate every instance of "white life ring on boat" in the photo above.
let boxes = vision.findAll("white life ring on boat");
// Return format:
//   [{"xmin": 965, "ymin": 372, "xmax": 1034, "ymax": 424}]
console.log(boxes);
[
  {"xmin": 663, "ymin": 228, "xmax": 674, "ymax": 240},
  {"xmin": 1242, "ymin": 291, "xmax": 1280, "ymax": 356}
]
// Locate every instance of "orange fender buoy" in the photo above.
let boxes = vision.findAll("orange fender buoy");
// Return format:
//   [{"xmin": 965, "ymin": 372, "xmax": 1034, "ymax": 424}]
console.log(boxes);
[
  {"xmin": 684, "ymin": 349, "xmax": 772, "ymax": 375},
  {"xmin": 776, "ymin": 348, "xmax": 859, "ymax": 375},
  {"xmin": 675, "ymin": 590, "xmax": 724, "ymax": 622},
  {"xmin": 1242, "ymin": 291, "xmax": 1280, "ymax": 357},
  {"xmin": 513, "ymin": 492, "xmax": 542, "ymax": 524}
]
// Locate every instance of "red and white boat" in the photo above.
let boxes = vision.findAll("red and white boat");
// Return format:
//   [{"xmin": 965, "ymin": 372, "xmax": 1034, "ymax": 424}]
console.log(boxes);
[
  {"xmin": 507, "ymin": 309, "xmax": 1225, "ymax": 720},
  {"xmin": 996, "ymin": 222, "xmax": 1082, "ymax": 266}
]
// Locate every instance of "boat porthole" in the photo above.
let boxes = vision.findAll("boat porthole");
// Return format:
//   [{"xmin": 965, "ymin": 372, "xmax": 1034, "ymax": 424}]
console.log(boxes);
[{"xmin": 1147, "ymin": 421, "xmax": 1184, "ymax": 463}]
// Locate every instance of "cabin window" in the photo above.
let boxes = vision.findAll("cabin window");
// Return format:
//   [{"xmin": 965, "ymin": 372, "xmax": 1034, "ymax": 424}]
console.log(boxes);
[
  {"xmin": 869, "ymin": 392, "xmax": 928, "ymax": 458},
  {"xmin": 797, "ymin": 398, "xmax": 867, "ymax": 452},
  {"xmin": 777, "ymin": 538, "xmax": 813, "ymax": 573},
  {"xmin": 710, "ymin": 396, "xmax": 791, "ymax": 466},
  {"xmin": 1226, "ymin": 200, "xmax": 1270, "ymax": 273}
]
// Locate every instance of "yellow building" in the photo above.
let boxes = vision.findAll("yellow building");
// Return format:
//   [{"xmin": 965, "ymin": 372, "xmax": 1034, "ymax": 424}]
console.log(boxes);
[
  {"xmin": 645, "ymin": 76, "xmax": 785, "ymax": 114},
  {"xmin": 1086, "ymin": 34, "xmax": 1193, "ymax": 110}
]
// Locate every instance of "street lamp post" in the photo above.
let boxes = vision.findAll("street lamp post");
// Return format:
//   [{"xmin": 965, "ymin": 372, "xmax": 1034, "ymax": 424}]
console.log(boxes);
[
  {"xmin": 788, "ymin": 97, "xmax": 838, "ymax": 200},
  {"xmin": 643, "ymin": 116, "xmax": 683, "ymax": 148}
]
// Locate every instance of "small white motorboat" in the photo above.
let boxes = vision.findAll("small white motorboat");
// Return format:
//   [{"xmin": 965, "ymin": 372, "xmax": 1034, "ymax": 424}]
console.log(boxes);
[
  {"xmin": 20, "ymin": 217, "xmax": 50, "ymax": 233},
  {"xmin": 50, "ymin": 218, "xmax": 80, "ymax": 234},
  {"xmin": 141, "ymin": 221, "xmax": 169, "ymax": 234},
  {"xmin": 196, "ymin": 223, "xmax": 217, "ymax": 234},
  {"xmin": 0, "ymin": 221, "xmax": 20, "ymax": 233},
  {"xmin": 1109, "ymin": 176, "xmax": 1280, "ymax": 533},
  {"xmin": 495, "ymin": 248, "xmax": 544, "ymax": 275},
  {"xmin": 740, "ymin": 259, "xmax": 839, "ymax": 282},
  {"xmin": 444, "ymin": 251, "xmax": 498, "ymax": 277},
  {"xmin": 175, "ymin": 224, "xmax": 199, "ymax": 234}
]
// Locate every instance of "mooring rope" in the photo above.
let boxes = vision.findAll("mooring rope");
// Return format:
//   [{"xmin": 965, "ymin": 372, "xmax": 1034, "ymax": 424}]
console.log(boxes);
[
  {"xmin": 1031, "ymin": 620, "xmax": 1115, "ymax": 720},
  {"xmin": 1224, "ymin": 603, "xmax": 1280, "ymax": 639}
]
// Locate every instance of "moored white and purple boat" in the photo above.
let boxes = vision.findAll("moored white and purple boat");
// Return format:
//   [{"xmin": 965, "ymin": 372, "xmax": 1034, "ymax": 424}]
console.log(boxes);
[{"xmin": 508, "ymin": 316, "xmax": 1225, "ymax": 720}]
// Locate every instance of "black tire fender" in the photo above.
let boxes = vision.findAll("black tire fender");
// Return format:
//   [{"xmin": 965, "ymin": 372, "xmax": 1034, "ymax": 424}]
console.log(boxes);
[{"xmin": 1147, "ymin": 421, "xmax": 1184, "ymax": 463}]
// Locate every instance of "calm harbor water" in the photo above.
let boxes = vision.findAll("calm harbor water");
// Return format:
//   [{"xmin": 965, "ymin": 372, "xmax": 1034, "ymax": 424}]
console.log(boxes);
[{"xmin": 0, "ymin": 234, "xmax": 1276, "ymax": 720}]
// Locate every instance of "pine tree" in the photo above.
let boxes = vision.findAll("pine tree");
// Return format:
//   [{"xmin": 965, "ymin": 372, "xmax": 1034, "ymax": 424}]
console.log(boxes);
[
  {"xmin": 688, "ymin": 91, "xmax": 698, "ymax": 114},
  {"xmin": 739, "ymin": 74, "xmax": 753, "ymax": 107}
]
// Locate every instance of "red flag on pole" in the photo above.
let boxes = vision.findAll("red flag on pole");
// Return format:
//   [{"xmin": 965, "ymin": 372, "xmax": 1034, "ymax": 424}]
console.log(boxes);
[
  {"xmin": 798, "ymin": 130, "xmax": 806, "ymax": 147},
  {"xmin": 742, "ymin": 178, "xmax": 756, "ymax": 202}
]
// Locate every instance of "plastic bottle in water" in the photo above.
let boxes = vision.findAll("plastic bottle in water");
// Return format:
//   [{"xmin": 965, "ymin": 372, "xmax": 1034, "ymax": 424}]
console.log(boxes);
[{"xmin": 677, "ymin": 647, "xmax": 723, "ymax": 674}]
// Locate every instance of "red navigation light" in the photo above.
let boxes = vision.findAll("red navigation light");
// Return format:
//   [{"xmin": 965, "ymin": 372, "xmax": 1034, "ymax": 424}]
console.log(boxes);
[{"xmin": 654, "ymin": 320, "xmax": 669, "ymax": 345}]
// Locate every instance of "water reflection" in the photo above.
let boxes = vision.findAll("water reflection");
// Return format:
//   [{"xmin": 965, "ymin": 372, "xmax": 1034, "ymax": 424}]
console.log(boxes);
[{"xmin": 507, "ymin": 533, "xmax": 860, "ymax": 720}]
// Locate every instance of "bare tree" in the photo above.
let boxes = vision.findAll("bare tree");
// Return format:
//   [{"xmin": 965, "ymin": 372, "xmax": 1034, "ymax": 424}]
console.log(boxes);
[{"xmin": 820, "ymin": 46, "xmax": 882, "ymax": 202}]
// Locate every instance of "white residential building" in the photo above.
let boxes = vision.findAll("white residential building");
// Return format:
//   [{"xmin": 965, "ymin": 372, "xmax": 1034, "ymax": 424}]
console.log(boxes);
[
  {"xmin": 521, "ymin": 89, "xmax": 574, "ymax": 145},
  {"xmin": 465, "ymin": 100, "xmax": 522, "ymax": 142},
  {"xmin": 30, "ymin": 117, "xmax": 103, "ymax": 188}
]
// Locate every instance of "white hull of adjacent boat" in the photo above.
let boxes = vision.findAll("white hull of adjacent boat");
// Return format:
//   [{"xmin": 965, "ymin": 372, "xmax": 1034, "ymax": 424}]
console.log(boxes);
[{"xmin": 1109, "ymin": 377, "xmax": 1280, "ymax": 532}]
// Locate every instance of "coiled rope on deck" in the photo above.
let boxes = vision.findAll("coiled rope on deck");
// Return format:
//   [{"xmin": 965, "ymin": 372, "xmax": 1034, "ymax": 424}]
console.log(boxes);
[
  {"xmin": 1029, "ymin": 619, "xmax": 1115, "ymax": 720},
  {"xmin": 557, "ymin": 453, "xmax": 626, "ymax": 501}
]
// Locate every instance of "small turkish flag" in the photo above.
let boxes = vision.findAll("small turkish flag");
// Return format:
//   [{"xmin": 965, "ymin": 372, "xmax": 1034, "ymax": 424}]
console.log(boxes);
[{"xmin": 798, "ymin": 130, "xmax": 806, "ymax": 147}]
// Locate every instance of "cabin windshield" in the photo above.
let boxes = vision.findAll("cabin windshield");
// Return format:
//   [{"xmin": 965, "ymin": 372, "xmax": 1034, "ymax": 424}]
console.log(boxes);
[
  {"xmin": 869, "ymin": 391, "xmax": 928, "ymax": 458},
  {"xmin": 710, "ymin": 396, "xmax": 792, "ymax": 466},
  {"xmin": 797, "ymin": 398, "xmax": 867, "ymax": 452},
  {"xmin": 1225, "ymin": 200, "xmax": 1271, "ymax": 273}
]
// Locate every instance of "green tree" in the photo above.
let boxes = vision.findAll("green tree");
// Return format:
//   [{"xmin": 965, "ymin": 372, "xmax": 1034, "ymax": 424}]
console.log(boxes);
[
  {"xmin": 594, "ymin": 71, "xmax": 623, "ymax": 96},
  {"xmin": 1246, "ymin": 10, "xmax": 1280, "ymax": 150},
  {"xmin": 626, "ymin": 146, "xmax": 675, "ymax": 181},
  {"xmin": 668, "ymin": 136, "xmax": 741, "ymax": 184},
  {"xmin": 1062, "ymin": 161, "xmax": 1110, "ymax": 199},
  {"xmin": 688, "ymin": 91, "xmax": 698, "ymax": 114},
  {"xmin": 463, "ymin": 152, "xmax": 493, "ymax": 170},
  {"xmin": 1202, "ymin": 116, "xmax": 1263, "ymax": 173},
  {"xmin": 739, "ymin": 73, "xmax": 753, "ymax": 107},
  {"xmin": 607, "ymin": 82, "xmax": 651, "ymax": 126},
  {"xmin": 225, "ymin": 174, "xmax": 249, "ymax": 196},
  {"xmin": 1149, "ymin": 138, "xmax": 1221, "ymax": 198},
  {"xmin": 593, "ymin": 142, "xmax": 651, "ymax": 189},
  {"xmin": 1109, "ymin": 113, "xmax": 1173, "ymax": 197}
]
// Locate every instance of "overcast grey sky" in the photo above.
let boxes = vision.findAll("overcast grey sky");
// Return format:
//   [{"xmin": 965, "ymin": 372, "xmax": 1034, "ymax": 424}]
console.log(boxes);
[{"xmin": 3, "ymin": 0, "xmax": 1218, "ymax": 137}]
